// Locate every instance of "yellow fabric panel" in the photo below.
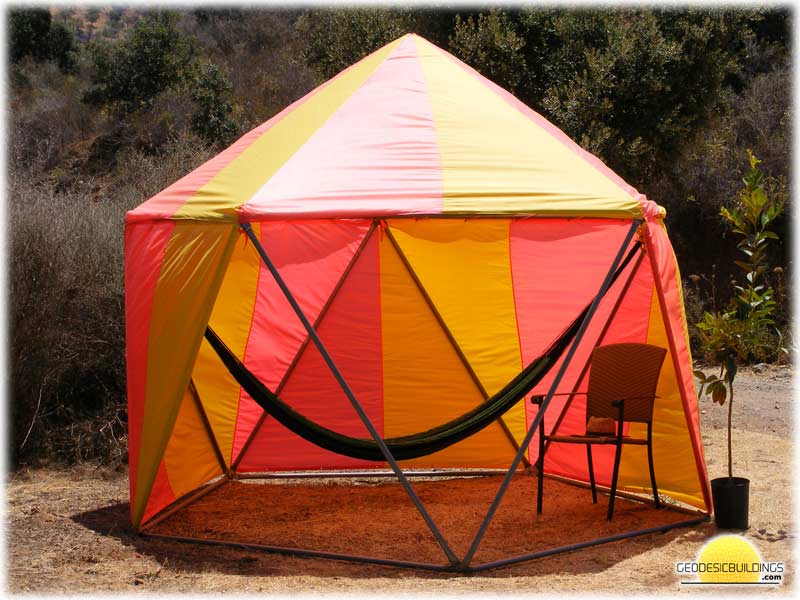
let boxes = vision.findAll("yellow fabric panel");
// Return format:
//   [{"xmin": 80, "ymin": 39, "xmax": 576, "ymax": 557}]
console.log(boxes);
[
  {"xmin": 163, "ymin": 384, "xmax": 223, "ymax": 498},
  {"xmin": 387, "ymin": 219, "xmax": 526, "ymax": 446},
  {"xmin": 133, "ymin": 222, "xmax": 238, "ymax": 527},
  {"xmin": 380, "ymin": 233, "xmax": 515, "ymax": 467},
  {"xmin": 413, "ymin": 36, "xmax": 643, "ymax": 218},
  {"xmin": 174, "ymin": 39, "xmax": 402, "ymax": 221},
  {"xmin": 191, "ymin": 225, "xmax": 262, "ymax": 465},
  {"xmin": 616, "ymin": 284, "xmax": 705, "ymax": 509}
]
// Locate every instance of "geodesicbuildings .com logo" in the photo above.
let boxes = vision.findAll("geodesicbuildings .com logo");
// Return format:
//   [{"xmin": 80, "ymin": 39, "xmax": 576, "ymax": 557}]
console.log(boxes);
[{"xmin": 676, "ymin": 534, "xmax": 784, "ymax": 586}]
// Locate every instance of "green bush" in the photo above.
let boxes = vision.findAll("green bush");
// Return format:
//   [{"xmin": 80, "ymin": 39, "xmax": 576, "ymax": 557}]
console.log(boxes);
[
  {"xmin": 190, "ymin": 62, "xmax": 240, "ymax": 146},
  {"xmin": 9, "ymin": 8, "xmax": 79, "ymax": 73},
  {"xmin": 83, "ymin": 11, "xmax": 195, "ymax": 115}
]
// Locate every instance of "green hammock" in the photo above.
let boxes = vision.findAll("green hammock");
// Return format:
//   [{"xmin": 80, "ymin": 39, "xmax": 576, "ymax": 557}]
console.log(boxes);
[{"xmin": 204, "ymin": 242, "xmax": 640, "ymax": 462}]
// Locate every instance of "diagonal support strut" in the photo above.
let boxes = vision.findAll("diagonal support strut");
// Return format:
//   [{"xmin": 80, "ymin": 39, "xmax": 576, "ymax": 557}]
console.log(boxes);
[
  {"xmin": 231, "ymin": 222, "xmax": 379, "ymax": 471},
  {"xmin": 542, "ymin": 246, "xmax": 645, "ymax": 454},
  {"xmin": 240, "ymin": 222, "xmax": 459, "ymax": 566},
  {"xmin": 458, "ymin": 219, "xmax": 642, "ymax": 568}
]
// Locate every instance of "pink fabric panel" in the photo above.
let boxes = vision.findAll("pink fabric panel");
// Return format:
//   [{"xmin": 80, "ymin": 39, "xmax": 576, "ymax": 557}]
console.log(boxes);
[
  {"xmin": 509, "ymin": 219, "xmax": 652, "ymax": 484},
  {"xmin": 240, "ymin": 36, "xmax": 443, "ymax": 220},
  {"xmin": 238, "ymin": 232, "xmax": 383, "ymax": 470},
  {"xmin": 230, "ymin": 220, "xmax": 372, "ymax": 464},
  {"xmin": 646, "ymin": 223, "xmax": 711, "ymax": 509},
  {"xmin": 541, "ymin": 250, "xmax": 655, "ymax": 486},
  {"xmin": 126, "ymin": 58, "xmax": 367, "ymax": 223},
  {"xmin": 123, "ymin": 220, "xmax": 175, "ymax": 517}
]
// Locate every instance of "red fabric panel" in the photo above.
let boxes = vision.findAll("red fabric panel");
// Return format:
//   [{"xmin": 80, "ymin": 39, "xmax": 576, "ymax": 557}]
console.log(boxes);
[
  {"xmin": 140, "ymin": 459, "xmax": 176, "ymax": 525},
  {"xmin": 542, "ymin": 250, "xmax": 655, "ymax": 486},
  {"xmin": 238, "ymin": 231, "xmax": 383, "ymax": 471},
  {"xmin": 124, "ymin": 221, "xmax": 175, "ymax": 520},
  {"xmin": 231, "ymin": 220, "xmax": 372, "ymax": 466},
  {"xmin": 509, "ymin": 219, "xmax": 652, "ymax": 483},
  {"xmin": 239, "ymin": 36, "xmax": 443, "ymax": 221},
  {"xmin": 646, "ymin": 223, "xmax": 711, "ymax": 510}
]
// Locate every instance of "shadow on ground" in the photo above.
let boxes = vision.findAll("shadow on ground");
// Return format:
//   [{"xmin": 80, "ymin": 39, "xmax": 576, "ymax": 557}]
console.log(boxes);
[{"xmin": 71, "ymin": 477, "xmax": 715, "ymax": 579}]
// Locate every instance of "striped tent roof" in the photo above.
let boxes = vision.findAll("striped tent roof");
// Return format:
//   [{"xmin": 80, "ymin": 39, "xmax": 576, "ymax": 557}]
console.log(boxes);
[{"xmin": 127, "ymin": 33, "xmax": 665, "ymax": 223}]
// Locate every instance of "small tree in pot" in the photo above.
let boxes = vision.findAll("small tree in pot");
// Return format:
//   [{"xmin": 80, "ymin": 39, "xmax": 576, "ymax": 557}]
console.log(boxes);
[{"xmin": 694, "ymin": 150, "xmax": 785, "ymax": 529}]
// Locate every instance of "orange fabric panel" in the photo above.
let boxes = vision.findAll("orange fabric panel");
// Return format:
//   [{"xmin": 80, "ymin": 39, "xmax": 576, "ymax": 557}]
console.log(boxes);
[
  {"xmin": 124, "ymin": 220, "xmax": 175, "ymax": 520},
  {"xmin": 643, "ymin": 223, "xmax": 710, "ymax": 510},
  {"xmin": 238, "ymin": 229, "xmax": 383, "ymax": 471},
  {"xmin": 163, "ymin": 385, "xmax": 224, "ymax": 500},
  {"xmin": 386, "ymin": 219, "xmax": 526, "ymax": 446},
  {"xmin": 380, "ymin": 231, "xmax": 514, "ymax": 467},
  {"xmin": 191, "ymin": 225, "xmax": 263, "ymax": 466}
]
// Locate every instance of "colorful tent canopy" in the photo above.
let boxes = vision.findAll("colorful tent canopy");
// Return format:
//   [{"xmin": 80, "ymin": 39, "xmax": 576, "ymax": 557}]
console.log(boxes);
[{"xmin": 125, "ymin": 33, "xmax": 710, "ymax": 530}]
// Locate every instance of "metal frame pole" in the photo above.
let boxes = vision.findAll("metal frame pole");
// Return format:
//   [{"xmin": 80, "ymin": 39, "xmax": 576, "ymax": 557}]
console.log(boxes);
[
  {"xmin": 140, "ymin": 532, "xmax": 454, "ymax": 572},
  {"xmin": 383, "ymin": 225, "xmax": 530, "ymax": 467},
  {"xmin": 140, "ymin": 509, "xmax": 706, "ymax": 573},
  {"xmin": 231, "ymin": 222, "xmax": 379, "ymax": 471},
  {"xmin": 467, "ymin": 514, "xmax": 708, "ymax": 572},
  {"xmin": 240, "ymin": 222, "xmax": 458, "ymax": 566},
  {"xmin": 235, "ymin": 468, "xmax": 507, "ymax": 480},
  {"xmin": 188, "ymin": 379, "xmax": 230, "ymax": 476},
  {"xmin": 139, "ymin": 475, "xmax": 229, "ymax": 532},
  {"xmin": 459, "ymin": 219, "xmax": 642, "ymax": 568}
]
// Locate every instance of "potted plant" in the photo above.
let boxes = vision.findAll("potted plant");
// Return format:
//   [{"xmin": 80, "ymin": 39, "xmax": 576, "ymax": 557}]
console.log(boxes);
[{"xmin": 694, "ymin": 151, "xmax": 785, "ymax": 529}]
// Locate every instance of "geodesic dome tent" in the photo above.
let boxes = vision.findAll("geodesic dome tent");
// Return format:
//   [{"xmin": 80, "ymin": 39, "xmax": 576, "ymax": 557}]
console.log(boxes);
[{"xmin": 124, "ymin": 34, "xmax": 711, "ymax": 568}]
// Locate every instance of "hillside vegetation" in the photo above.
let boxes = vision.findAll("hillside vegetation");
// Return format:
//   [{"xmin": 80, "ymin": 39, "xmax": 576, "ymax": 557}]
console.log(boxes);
[{"xmin": 7, "ymin": 7, "xmax": 791, "ymax": 466}]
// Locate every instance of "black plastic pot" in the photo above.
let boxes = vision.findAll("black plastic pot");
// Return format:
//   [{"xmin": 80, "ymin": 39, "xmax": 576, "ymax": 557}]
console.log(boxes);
[{"xmin": 711, "ymin": 476, "xmax": 750, "ymax": 529}]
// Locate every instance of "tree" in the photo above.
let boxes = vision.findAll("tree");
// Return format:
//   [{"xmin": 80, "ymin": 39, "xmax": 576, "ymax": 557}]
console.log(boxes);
[
  {"xmin": 190, "ymin": 62, "xmax": 240, "ymax": 146},
  {"xmin": 295, "ymin": 8, "xmax": 410, "ymax": 81},
  {"xmin": 695, "ymin": 151, "xmax": 785, "ymax": 478},
  {"xmin": 10, "ymin": 9, "xmax": 78, "ymax": 73},
  {"xmin": 449, "ymin": 10, "xmax": 527, "ymax": 93},
  {"xmin": 83, "ymin": 11, "xmax": 195, "ymax": 115}
]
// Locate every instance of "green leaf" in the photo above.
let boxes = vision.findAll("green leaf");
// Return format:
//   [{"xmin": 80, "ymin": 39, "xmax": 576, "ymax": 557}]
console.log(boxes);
[{"xmin": 711, "ymin": 381, "xmax": 727, "ymax": 405}]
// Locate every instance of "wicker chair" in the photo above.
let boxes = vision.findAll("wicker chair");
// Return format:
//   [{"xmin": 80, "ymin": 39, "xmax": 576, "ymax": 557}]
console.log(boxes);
[{"xmin": 533, "ymin": 343, "xmax": 667, "ymax": 521}]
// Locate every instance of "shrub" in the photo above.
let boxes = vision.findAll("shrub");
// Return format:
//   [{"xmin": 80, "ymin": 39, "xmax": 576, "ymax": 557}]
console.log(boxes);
[
  {"xmin": 190, "ymin": 62, "xmax": 240, "ymax": 146},
  {"xmin": 83, "ymin": 11, "xmax": 195, "ymax": 115},
  {"xmin": 9, "ymin": 8, "xmax": 79, "ymax": 73},
  {"xmin": 9, "ymin": 131, "xmax": 215, "ymax": 466}
]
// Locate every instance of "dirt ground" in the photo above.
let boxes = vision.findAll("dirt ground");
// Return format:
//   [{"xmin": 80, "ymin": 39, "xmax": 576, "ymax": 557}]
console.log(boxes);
[{"xmin": 6, "ymin": 366, "xmax": 794, "ymax": 593}]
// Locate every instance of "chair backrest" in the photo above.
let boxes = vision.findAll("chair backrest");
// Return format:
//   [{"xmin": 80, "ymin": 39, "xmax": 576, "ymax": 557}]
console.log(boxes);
[{"xmin": 586, "ymin": 343, "xmax": 667, "ymax": 424}]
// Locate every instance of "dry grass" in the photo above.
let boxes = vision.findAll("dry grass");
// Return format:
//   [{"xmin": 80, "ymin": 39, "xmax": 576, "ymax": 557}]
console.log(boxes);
[{"xmin": 8, "ymin": 131, "xmax": 215, "ymax": 465}]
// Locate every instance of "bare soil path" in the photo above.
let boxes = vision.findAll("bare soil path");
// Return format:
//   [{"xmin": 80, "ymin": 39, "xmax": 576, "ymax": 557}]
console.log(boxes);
[{"xmin": 6, "ymin": 367, "xmax": 794, "ymax": 593}]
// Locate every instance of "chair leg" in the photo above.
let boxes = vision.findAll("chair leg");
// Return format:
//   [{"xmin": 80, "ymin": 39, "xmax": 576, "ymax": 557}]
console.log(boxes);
[
  {"xmin": 647, "ymin": 423, "xmax": 661, "ymax": 508},
  {"xmin": 537, "ymin": 452, "xmax": 544, "ymax": 515},
  {"xmin": 586, "ymin": 444, "xmax": 597, "ymax": 504},
  {"xmin": 607, "ymin": 442, "xmax": 623, "ymax": 521},
  {"xmin": 537, "ymin": 412, "xmax": 545, "ymax": 515}
]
